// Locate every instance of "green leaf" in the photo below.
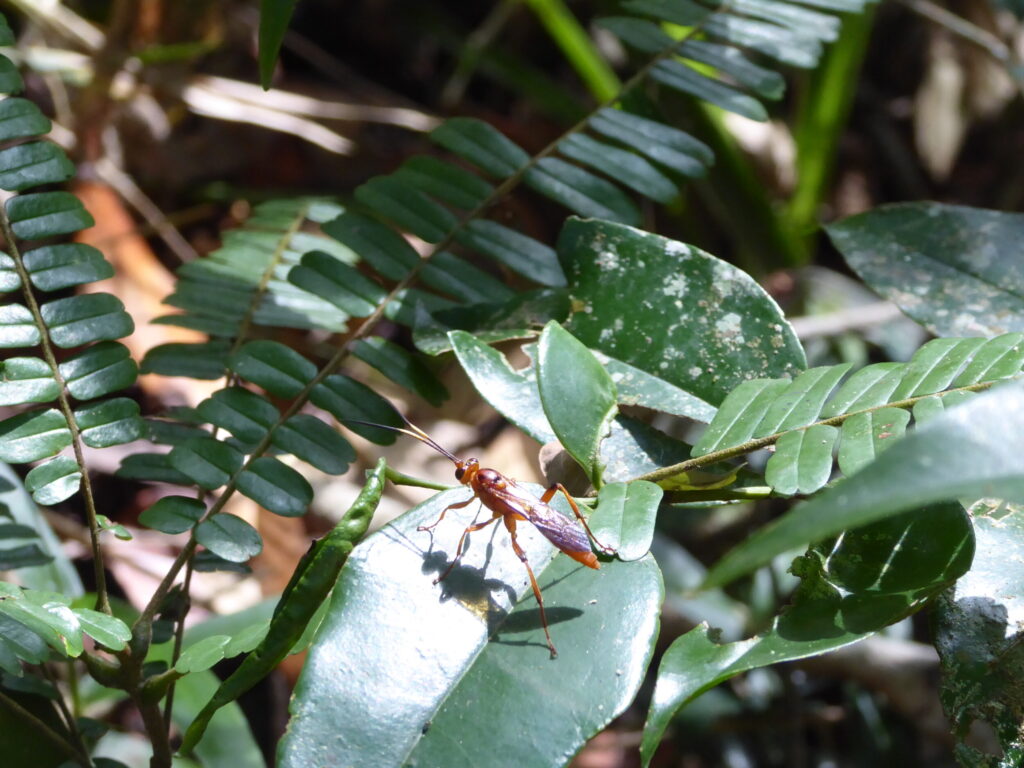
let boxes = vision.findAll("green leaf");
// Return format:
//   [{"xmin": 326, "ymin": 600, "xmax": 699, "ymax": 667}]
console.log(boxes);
[
  {"xmin": 601, "ymin": 415, "xmax": 693, "ymax": 484},
  {"xmin": 935, "ymin": 500, "xmax": 1024, "ymax": 763},
  {"xmin": 820, "ymin": 362, "xmax": 902, "ymax": 417},
  {"xmin": 537, "ymin": 322, "xmax": 617, "ymax": 486},
  {"xmin": 621, "ymin": 0, "xmax": 708, "ymax": 26},
  {"xmin": 355, "ymin": 176, "xmax": 457, "ymax": 243},
  {"xmin": 692, "ymin": 379, "xmax": 790, "ymax": 457},
  {"xmin": 0, "ymin": 304, "xmax": 41, "ymax": 348},
  {"xmin": 196, "ymin": 387, "xmax": 279, "ymax": 444},
  {"xmin": 58, "ymin": 341, "xmax": 137, "ymax": 400},
  {"xmin": 557, "ymin": 134, "xmax": 677, "ymax": 203},
  {"xmin": 258, "ymin": 0, "xmax": 296, "ymax": 88},
  {"xmin": 321, "ymin": 211, "xmax": 418, "ymax": 282},
  {"xmin": 40, "ymin": 294, "xmax": 134, "ymax": 348},
  {"xmin": 73, "ymin": 608, "xmax": 130, "ymax": 650},
  {"xmin": 139, "ymin": 496, "xmax": 206, "ymax": 534},
  {"xmin": 168, "ymin": 438, "xmax": 244, "ymax": 490},
  {"xmin": 599, "ymin": 353, "xmax": 717, "ymax": 422},
  {"xmin": 141, "ymin": 341, "xmax": 231, "ymax": 380},
  {"xmin": 7, "ymin": 192, "xmax": 94, "ymax": 239},
  {"xmin": 229, "ymin": 340, "xmax": 315, "ymax": 397},
  {"xmin": 0, "ymin": 409, "xmax": 70, "ymax": 463},
  {"xmin": 309, "ymin": 374, "xmax": 402, "ymax": 444},
  {"xmin": 455, "ymin": 220, "xmax": 566, "ymax": 287},
  {"xmin": 525, "ymin": 158, "xmax": 640, "ymax": 225},
  {"xmin": 448, "ymin": 330, "xmax": 555, "ymax": 444},
  {"xmin": 421, "ymin": 251, "xmax": 514, "ymax": 305},
  {"xmin": 955, "ymin": 332, "xmax": 1024, "ymax": 385},
  {"xmin": 836, "ymin": 407, "xmax": 910, "ymax": 476},
  {"xmin": 393, "ymin": 155, "xmax": 494, "ymax": 210},
  {"xmin": 642, "ymin": 501, "xmax": 973, "ymax": 766},
  {"xmin": 352, "ymin": 337, "xmax": 449, "ymax": 407},
  {"xmin": 764, "ymin": 424, "xmax": 838, "ymax": 495},
  {"xmin": 176, "ymin": 634, "xmax": 232, "ymax": 674},
  {"xmin": 0, "ymin": 545, "xmax": 52, "ymax": 570},
  {"xmin": 589, "ymin": 481, "xmax": 662, "ymax": 560},
  {"xmin": 678, "ymin": 40, "xmax": 786, "ymax": 99},
  {"xmin": 0, "ymin": 56, "xmax": 24, "ymax": 94},
  {"xmin": 559, "ymin": 219, "xmax": 805, "ymax": 407},
  {"xmin": 588, "ymin": 107, "xmax": 712, "ymax": 177},
  {"xmin": 196, "ymin": 514, "xmax": 263, "ymax": 563},
  {"xmin": 278, "ymin": 488, "xmax": 664, "ymax": 768},
  {"xmin": 0, "ymin": 141, "xmax": 75, "ymax": 191},
  {"xmin": 0, "ymin": 98, "xmax": 51, "ymax": 142},
  {"xmin": 0, "ymin": 357, "xmax": 57, "ymax": 405},
  {"xmin": 754, "ymin": 364, "xmax": 850, "ymax": 434},
  {"xmin": 23, "ymin": 244, "xmax": 113, "ymax": 291},
  {"xmin": 24, "ymin": 457, "xmax": 81, "ymax": 506},
  {"xmin": 288, "ymin": 250, "xmax": 385, "ymax": 318},
  {"xmin": 703, "ymin": 15, "xmax": 822, "ymax": 69},
  {"xmin": 74, "ymin": 397, "xmax": 144, "ymax": 448},
  {"xmin": 890, "ymin": 337, "xmax": 986, "ymax": 400},
  {"xmin": 0, "ymin": 253, "xmax": 17, "ymax": 292},
  {"xmin": 704, "ymin": 385, "xmax": 1024, "ymax": 588},
  {"xmin": 272, "ymin": 414, "xmax": 354, "ymax": 475},
  {"xmin": 236, "ymin": 457, "xmax": 312, "ymax": 517},
  {"xmin": 651, "ymin": 61, "xmax": 769, "ymax": 121},
  {"xmin": 430, "ymin": 117, "xmax": 529, "ymax": 178},
  {"xmin": 116, "ymin": 453, "xmax": 193, "ymax": 485},
  {"xmin": 827, "ymin": 203, "xmax": 1024, "ymax": 337}
]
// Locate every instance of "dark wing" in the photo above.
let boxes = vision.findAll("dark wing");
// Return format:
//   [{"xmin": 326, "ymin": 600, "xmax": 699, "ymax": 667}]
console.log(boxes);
[{"xmin": 489, "ymin": 484, "xmax": 591, "ymax": 555}]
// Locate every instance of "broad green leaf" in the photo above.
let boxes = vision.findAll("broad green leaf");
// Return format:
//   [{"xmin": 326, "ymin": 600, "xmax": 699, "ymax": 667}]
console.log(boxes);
[
  {"xmin": 651, "ymin": 60, "xmax": 769, "ymax": 121},
  {"xmin": 352, "ymin": 337, "xmax": 449, "ymax": 407},
  {"xmin": 258, "ymin": 0, "xmax": 296, "ymax": 88},
  {"xmin": 139, "ymin": 496, "xmax": 206, "ymax": 534},
  {"xmin": 0, "ymin": 55, "xmax": 23, "ymax": 94},
  {"xmin": 310, "ymin": 374, "xmax": 402, "ymax": 444},
  {"xmin": 754, "ymin": 363, "xmax": 850, "ymax": 435},
  {"xmin": 272, "ymin": 414, "xmax": 354, "ymax": 475},
  {"xmin": 23, "ymin": 244, "xmax": 113, "ymax": 291},
  {"xmin": 73, "ymin": 608, "xmax": 130, "ymax": 650},
  {"xmin": 0, "ymin": 612, "xmax": 49, "ymax": 665},
  {"xmin": 837, "ymin": 407, "xmax": 910, "ymax": 476},
  {"xmin": 24, "ymin": 457, "xmax": 81, "ymax": 506},
  {"xmin": 196, "ymin": 387, "xmax": 279, "ymax": 444},
  {"xmin": 0, "ymin": 409, "xmax": 70, "ymax": 463},
  {"xmin": 557, "ymin": 134, "xmax": 677, "ymax": 203},
  {"xmin": 236, "ymin": 457, "xmax": 313, "ymax": 517},
  {"xmin": 430, "ymin": 117, "xmax": 529, "ymax": 178},
  {"xmin": 955, "ymin": 332, "xmax": 1024, "ymax": 385},
  {"xmin": 820, "ymin": 362, "xmax": 903, "ymax": 417},
  {"xmin": 559, "ymin": 219, "xmax": 805, "ymax": 407},
  {"xmin": 0, "ymin": 141, "xmax": 74, "ymax": 191},
  {"xmin": 176, "ymin": 634, "xmax": 233, "ymax": 674},
  {"xmin": 589, "ymin": 481, "xmax": 662, "ymax": 560},
  {"xmin": 764, "ymin": 424, "xmax": 838, "ymax": 495},
  {"xmin": 448, "ymin": 330, "xmax": 556, "ymax": 444},
  {"xmin": 168, "ymin": 437, "xmax": 244, "ymax": 490},
  {"xmin": 40, "ymin": 293, "xmax": 133, "ymax": 348},
  {"xmin": 7, "ymin": 192, "xmax": 94, "ymax": 239},
  {"xmin": 229, "ymin": 340, "xmax": 315, "ymax": 398},
  {"xmin": 74, "ymin": 398, "xmax": 144, "ymax": 448},
  {"xmin": 889, "ymin": 337, "xmax": 986, "ymax": 400},
  {"xmin": 827, "ymin": 203, "xmax": 1024, "ymax": 337},
  {"xmin": 537, "ymin": 322, "xmax": 617, "ymax": 487},
  {"xmin": 116, "ymin": 453, "xmax": 194, "ymax": 485},
  {"xmin": 692, "ymin": 379, "xmax": 790, "ymax": 457},
  {"xmin": 704, "ymin": 385, "xmax": 1024, "ymax": 588},
  {"xmin": 196, "ymin": 514, "xmax": 263, "ymax": 563},
  {"xmin": 59, "ymin": 341, "xmax": 137, "ymax": 400},
  {"xmin": 642, "ymin": 501, "xmax": 973, "ymax": 766},
  {"xmin": 288, "ymin": 250, "xmax": 385, "ymax": 318},
  {"xmin": 588, "ymin": 107, "xmax": 712, "ymax": 177},
  {"xmin": 278, "ymin": 488, "xmax": 663, "ymax": 768},
  {"xmin": 526, "ymin": 158, "xmax": 640, "ymax": 225},
  {"xmin": 141, "ymin": 341, "xmax": 230, "ymax": 380},
  {"xmin": 321, "ymin": 211, "xmax": 418, "ymax": 281},
  {"xmin": 355, "ymin": 176, "xmax": 457, "ymax": 243},
  {"xmin": 601, "ymin": 415, "xmax": 693, "ymax": 484},
  {"xmin": 912, "ymin": 391, "xmax": 974, "ymax": 425},
  {"xmin": 0, "ymin": 303, "xmax": 40, "ymax": 348},
  {"xmin": 0, "ymin": 357, "xmax": 57, "ymax": 405},
  {"xmin": 455, "ymin": 220, "xmax": 566, "ymax": 287},
  {"xmin": 0, "ymin": 98, "xmax": 51, "ymax": 141},
  {"xmin": 0, "ymin": 593, "xmax": 81, "ymax": 656},
  {"xmin": 935, "ymin": 500, "xmax": 1024, "ymax": 763}
]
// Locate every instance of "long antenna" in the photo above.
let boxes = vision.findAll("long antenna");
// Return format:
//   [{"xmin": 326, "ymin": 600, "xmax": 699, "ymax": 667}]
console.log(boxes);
[{"xmin": 341, "ymin": 416, "xmax": 460, "ymax": 463}]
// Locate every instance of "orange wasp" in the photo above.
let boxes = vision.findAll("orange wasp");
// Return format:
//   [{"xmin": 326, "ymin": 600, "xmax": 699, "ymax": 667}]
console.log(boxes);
[{"xmin": 347, "ymin": 417, "xmax": 616, "ymax": 658}]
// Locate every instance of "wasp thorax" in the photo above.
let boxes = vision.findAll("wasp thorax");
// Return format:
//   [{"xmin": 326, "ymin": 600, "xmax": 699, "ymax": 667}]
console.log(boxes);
[{"xmin": 476, "ymin": 468, "xmax": 500, "ymax": 484}]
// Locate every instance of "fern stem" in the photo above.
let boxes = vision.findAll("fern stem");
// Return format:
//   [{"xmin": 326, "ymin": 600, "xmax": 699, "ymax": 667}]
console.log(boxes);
[
  {"xmin": 0, "ymin": 206, "xmax": 111, "ymax": 614},
  {"xmin": 0, "ymin": 688, "xmax": 89, "ymax": 767},
  {"xmin": 638, "ymin": 378, "xmax": 1008, "ymax": 487}
]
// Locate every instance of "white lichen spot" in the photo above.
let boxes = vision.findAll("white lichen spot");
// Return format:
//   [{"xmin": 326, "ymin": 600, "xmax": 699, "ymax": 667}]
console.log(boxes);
[
  {"xmin": 665, "ymin": 240, "xmax": 689, "ymax": 257},
  {"xmin": 715, "ymin": 312, "xmax": 745, "ymax": 343},
  {"xmin": 689, "ymin": 366, "xmax": 702, "ymax": 378},
  {"xmin": 664, "ymin": 273, "xmax": 688, "ymax": 298},
  {"xmin": 595, "ymin": 249, "xmax": 620, "ymax": 271}
]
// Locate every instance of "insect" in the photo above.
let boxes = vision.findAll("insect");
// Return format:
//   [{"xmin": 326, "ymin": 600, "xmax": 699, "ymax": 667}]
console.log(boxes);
[{"xmin": 346, "ymin": 417, "xmax": 615, "ymax": 658}]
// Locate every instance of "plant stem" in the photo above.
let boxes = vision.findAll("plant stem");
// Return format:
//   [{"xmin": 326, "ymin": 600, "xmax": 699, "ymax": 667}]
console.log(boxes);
[
  {"xmin": 0, "ymin": 688, "xmax": 89, "ymax": 767},
  {"xmin": 162, "ymin": 558, "xmax": 194, "ymax": 731},
  {"xmin": 0, "ymin": 204, "xmax": 111, "ymax": 614}
]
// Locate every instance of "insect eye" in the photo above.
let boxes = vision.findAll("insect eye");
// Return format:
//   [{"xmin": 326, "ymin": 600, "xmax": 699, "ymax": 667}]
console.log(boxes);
[{"xmin": 455, "ymin": 466, "xmax": 465, "ymax": 480}]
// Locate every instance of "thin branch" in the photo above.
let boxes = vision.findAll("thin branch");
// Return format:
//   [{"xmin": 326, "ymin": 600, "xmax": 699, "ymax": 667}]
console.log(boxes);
[{"xmin": 0, "ymin": 204, "xmax": 111, "ymax": 614}]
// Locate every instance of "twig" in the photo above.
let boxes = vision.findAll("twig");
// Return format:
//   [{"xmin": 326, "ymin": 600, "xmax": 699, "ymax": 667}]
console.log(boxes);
[{"xmin": 788, "ymin": 301, "xmax": 905, "ymax": 340}]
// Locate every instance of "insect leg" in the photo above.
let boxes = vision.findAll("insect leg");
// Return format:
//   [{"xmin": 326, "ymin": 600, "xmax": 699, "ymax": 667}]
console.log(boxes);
[
  {"xmin": 505, "ymin": 516, "xmax": 557, "ymax": 659},
  {"xmin": 540, "ymin": 483, "xmax": 616, "ymax": 556},
  {"xmin": 417, "ymin": 496, "xmax": 475, "ymax": 533},
  {"xmin": 434, "ymin": 515, "xmax": 500, "ymax": 585}
]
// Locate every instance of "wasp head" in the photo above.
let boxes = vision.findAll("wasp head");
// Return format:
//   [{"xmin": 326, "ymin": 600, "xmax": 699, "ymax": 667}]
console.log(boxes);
[{"xmin": 454, "ymin": 458, "xmax": 479, "ymax": 484}]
